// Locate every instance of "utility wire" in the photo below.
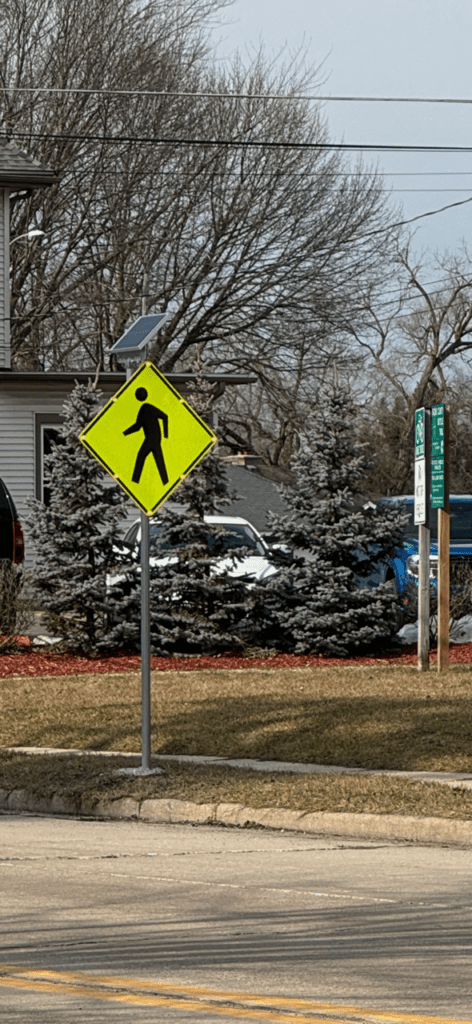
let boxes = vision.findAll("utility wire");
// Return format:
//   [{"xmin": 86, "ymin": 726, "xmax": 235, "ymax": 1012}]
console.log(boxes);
[
  {"xmin": 363, "ymin": 195, "xmax": 472, "ymax": 235},
  {"xmin": 4, "ymin": 86, "xmax": 472, "ymax": 104},
  {"xmin": 97, "ymin": 171, "xmax": 472, "ymax": 176},
  {"xmin": 5, "ymin": 130, "xmax": 472, "ymax": 223},
  {"xmin": 4, "ymin": 129, "xmax": 472, "ymax": 153},
  {"xmin": 57, "ymin": 167, "xmax": 472, "ymax": 178}
]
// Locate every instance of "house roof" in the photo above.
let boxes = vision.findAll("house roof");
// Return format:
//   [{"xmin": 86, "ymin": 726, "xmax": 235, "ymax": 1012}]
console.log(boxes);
[
  {"xmin": 0, "ymin": 370, "xmax": 255, "ymax": 393},
  {"xmin": 223, "ymin": 463, "xmax": 289, "ymax": 534},
  {"xmin": 0, "ymin": 140, "xmax": 57, "ymax": 189}
]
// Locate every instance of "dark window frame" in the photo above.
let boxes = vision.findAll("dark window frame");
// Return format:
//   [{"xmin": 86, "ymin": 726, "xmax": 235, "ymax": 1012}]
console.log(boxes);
[{"xmin": 35, "ymin": 413, "xmax": 63, "ymax": 502}]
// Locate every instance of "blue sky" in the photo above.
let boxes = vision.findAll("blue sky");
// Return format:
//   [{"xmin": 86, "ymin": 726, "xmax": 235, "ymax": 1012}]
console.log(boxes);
[{"xmin": 212, "ymin": 0, "xmax": 472, "ymax": 257}]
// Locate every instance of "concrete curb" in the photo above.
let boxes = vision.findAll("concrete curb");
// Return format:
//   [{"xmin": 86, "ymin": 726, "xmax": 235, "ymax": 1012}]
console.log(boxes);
[{"xmin": 1, "ymin": 788, "xmax": 472, "ymax": 844}]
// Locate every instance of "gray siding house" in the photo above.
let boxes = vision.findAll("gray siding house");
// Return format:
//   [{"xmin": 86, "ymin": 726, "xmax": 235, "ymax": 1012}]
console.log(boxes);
[
  {"xmin": 0, "ymin": 140, "xmax": 58, "ymax": 564},
  {"xmin": 0, "ymin": 140, "xmax": 57, "ymax": 371},
  {"xmin": 0, "ymin": 371, "xmax": 129, "ymax": 562}
]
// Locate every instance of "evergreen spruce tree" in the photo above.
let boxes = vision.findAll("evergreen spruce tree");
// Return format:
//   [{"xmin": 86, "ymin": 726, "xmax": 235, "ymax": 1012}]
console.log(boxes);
[
  {"xmin": 144, "ymin": 380, "xmax": 261, "ymax": 655},
  {"xmin": 264, "ymin": 386, "xmax": 407, "ymax": 656},
  {"xmin": 26, "ymin": 382, "xmax": 137, "ymax": 653}
]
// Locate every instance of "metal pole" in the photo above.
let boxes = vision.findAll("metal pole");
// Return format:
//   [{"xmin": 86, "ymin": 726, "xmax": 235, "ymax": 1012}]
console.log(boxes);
[
  {"xmin": 140, "ymin": 510, "xmax": 151, "ymax": 770},
  {"xmin": 437, "ymin": 407, "xmax": 450, "ymax": 673},
  {"xmin": 418, "ymin": 523, "xmax": 430, "ymax": 671},
  {"xmin": 142, "ymin": 272, "xmax": 149, "ymax": 316},
  {"xmin": 417, "ymin": 407, "xmax": 431, "ymax": 672}
]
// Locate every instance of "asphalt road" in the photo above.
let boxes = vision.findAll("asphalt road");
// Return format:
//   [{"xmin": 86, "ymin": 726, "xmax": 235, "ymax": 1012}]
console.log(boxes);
[{"xmin": 1, "ymin": 813, "xmax": 471, "ymax": 1023}]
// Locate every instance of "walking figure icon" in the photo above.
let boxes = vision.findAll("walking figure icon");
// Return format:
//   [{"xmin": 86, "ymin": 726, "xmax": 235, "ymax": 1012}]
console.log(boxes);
[{"xmin": 123, "ymin": 387, "xmax": 169, "ymax": 485}]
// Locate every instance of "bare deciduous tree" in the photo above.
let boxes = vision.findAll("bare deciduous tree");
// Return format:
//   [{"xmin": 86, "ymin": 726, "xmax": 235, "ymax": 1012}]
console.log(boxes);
[
  {"xmin": 2, "ymin": 0, "xmax": 399, "ymax": 445},
  {"xmin": 350, "ymin": 245, "xmax": 472, "ymax": 494},
  {"xmin": 4, "ymin": 0, "xmax": 228, "ymax": 366}
]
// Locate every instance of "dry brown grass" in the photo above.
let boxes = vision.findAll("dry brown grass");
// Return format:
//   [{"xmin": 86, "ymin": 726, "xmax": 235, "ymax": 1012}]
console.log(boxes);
[
  {"xmin": 0, "ymin": 750, "xmax": 471, "ymax": 820},
  {"xmin": 2, "ymin": 663, "xmax": 472, "ymax": 772}
]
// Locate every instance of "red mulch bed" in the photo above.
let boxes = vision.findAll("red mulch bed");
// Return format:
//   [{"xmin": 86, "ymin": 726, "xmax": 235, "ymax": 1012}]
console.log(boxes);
[{"xmin": 0, "ymin": 639, "xmax": 472, "ymax": 677}]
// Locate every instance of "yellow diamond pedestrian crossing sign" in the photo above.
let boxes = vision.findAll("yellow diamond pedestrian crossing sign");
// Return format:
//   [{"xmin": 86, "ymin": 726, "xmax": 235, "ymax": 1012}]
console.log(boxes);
[{"xmin": 80, "ymin": 362, "xmax": 217, "ymax": 515}]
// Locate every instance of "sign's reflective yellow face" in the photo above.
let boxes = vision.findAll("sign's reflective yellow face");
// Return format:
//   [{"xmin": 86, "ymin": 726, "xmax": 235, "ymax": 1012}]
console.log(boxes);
[{"xmin": 80, "ymin": 362, "xmax": 217, "ymax": 515}]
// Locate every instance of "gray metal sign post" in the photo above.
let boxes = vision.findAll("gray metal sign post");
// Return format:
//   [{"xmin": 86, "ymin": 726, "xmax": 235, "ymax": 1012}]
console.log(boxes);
[
  {"xmin": 123, "ymin": 351, "xmax": 153, "ymax": 772},
  {"xmin": 414, "ymin": 407, "xmax": 431, "ymax": 672},
  {"xmin": 140, "ymin": 510, "xmax": 151, "ymax": 769},
  {"xmin": 112, "ymin": 316, "xmax": 170, "ymax": 773}
]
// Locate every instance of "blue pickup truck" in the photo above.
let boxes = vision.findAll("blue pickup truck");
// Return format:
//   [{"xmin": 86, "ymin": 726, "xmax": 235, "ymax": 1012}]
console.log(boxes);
[{"xmin": 378, "ymin": 495, "xmax": 472, "ymax": 596}]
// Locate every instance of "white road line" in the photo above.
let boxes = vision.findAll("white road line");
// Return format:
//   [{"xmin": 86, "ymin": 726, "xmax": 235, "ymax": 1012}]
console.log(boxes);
[
  {"xmin": 0, "ymin": 846, "xmax": 350, "ymax": 862},
  {"xmin": 109, "ymin": 873, "xmax": 396, "ymax": 901}
]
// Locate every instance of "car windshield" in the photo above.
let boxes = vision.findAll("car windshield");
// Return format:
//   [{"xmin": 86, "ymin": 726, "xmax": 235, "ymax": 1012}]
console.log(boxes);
[
  {"xmin": 387, "ymin": 501, "xmax": 472, "ymax": 541},
  {"xmin": 148, "ymin": 522, "xmax": 265, "ymax": 556},
  {"xmin": 208, "ymin": 523, "xmax": 265, "ymax": 555}
]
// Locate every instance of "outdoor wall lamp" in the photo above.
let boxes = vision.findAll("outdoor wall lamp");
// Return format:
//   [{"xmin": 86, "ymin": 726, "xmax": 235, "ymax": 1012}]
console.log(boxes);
[{"xmin": 10, "ymin": 229, "xmax": 46, "ymax": 245}]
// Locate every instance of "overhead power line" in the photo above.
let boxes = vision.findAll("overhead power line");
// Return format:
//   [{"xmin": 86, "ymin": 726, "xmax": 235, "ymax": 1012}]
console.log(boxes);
[
  {"xmin": 3, "ymin": 131, "xmax": 472, "ymax": 229},
  {"xmin": 309, "ymin": 95, "xmax": 472, "ymax": 105},
  {"xmin": 363, "ymin": 195, "xmax": 472, "ymax": 236},
  {"xmin": 57, "ymin": 167, "xmax": 472, "ymax": 179},
  {"xmin": 379, "ymin": 172, "xmax": 472, "ymax": 177},
  {"xmin": 3, "ymin": 87, "xmax": 472, "ymax": 104},
  {"xmin": 3, "ymin": 129, "xmax": 472, "ymax": 154},
  {"xmin": 389, "ymin": 190, "xmax": 472, "ymax": 193}
]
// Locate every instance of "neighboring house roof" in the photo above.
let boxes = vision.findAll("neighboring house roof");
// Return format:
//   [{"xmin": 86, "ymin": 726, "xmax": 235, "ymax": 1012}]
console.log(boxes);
[
  {"xmin": 0, "ymin": 140, "xmax": 57, "ymax": 188},
  {"xmin": 0, "ymin": 370, "xmax": 256, "ymax": 394},
  {"xmin": 223, "ymin": 464, "xmax": 290, "ymax": 534}
]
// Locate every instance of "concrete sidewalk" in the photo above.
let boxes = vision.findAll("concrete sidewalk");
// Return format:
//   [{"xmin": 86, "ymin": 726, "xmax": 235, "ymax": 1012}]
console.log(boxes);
[{"xmin": 7, "ymin": 745, "xmax": 472, "ymax": 790}]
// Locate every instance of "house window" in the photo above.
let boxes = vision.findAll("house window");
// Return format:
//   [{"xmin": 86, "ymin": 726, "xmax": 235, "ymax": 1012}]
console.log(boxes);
[{"xmin": 35, "ymin": 413, "xmax": 63, "ymax": 504}]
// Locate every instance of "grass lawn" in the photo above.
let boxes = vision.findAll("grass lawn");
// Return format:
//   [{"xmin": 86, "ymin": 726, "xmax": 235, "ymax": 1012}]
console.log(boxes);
[
  {"xmin": 1, "ymin": 750, "xmax": 472, "ymax": 821},
  {"xmin": 2, "ymin": 662, "xmax": 472, "ymax": 772}
]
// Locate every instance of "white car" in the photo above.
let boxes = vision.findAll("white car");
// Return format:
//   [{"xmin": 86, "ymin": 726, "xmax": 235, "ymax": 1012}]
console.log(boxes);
[{"xmin": 118, "ymin": 514, "xmax": 279, "ymax": 584}]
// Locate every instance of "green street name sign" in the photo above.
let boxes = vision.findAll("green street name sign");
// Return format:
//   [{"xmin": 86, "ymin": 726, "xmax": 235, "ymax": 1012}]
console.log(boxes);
[
  {"xmin": 431, "ymin": 403, "xmax": 445, "ymax": 458},
  {"xmin": 431, "ymin": 404, "xmax": 445, "ymax": 509}
]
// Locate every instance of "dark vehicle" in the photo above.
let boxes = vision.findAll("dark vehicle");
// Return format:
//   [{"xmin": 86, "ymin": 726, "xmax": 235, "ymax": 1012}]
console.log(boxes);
[
  {"xmin": 0, "ymin": 478, "xmax": 25, "ymax": 636},
  {"xmin": 0, "ymin": 477, "xmax": 25, "ymax": 564}
]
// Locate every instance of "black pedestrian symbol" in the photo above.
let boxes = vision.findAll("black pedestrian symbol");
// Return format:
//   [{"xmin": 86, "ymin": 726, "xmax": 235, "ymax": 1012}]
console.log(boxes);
[{"xmin": 123, "ymin": 387, "xmax": 169, "ymax": 485}]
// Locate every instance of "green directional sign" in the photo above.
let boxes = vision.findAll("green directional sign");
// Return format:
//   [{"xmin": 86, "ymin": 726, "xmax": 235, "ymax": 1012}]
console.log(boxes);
[
  {"xmin": 415, "ymin": 407, "xmax": 425, "ymax": 460},
  {"xmin": 431, "ymin": 457, "xmax": 445, "ymax": 508},
  {"xmin": 431, "ymin": 404, "xmax": 445, "ymax": 508}
]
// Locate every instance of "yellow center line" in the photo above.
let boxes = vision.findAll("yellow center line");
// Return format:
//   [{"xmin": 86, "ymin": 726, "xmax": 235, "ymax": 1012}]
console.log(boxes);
[
  {"xmin": 0, "ymin": 976, "xmax": 358, "ymax": 1022},
  {"xmin": 0, "ymin": 965, "xmax": 470, "ymax": 1024}
]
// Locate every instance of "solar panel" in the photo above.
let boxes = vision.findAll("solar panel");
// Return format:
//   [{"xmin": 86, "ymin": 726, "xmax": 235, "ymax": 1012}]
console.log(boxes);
[{"xmin": 110, "ymin": 313, "xmax": 170, "ymax": 354}]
